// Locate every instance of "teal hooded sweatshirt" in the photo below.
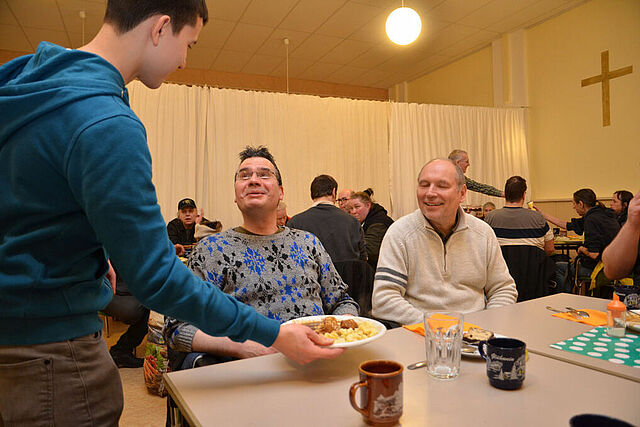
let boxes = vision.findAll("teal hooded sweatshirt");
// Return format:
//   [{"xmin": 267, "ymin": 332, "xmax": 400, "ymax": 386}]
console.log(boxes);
[{"xmin": 0, "ymin": 42, "xmax": 279, "ymax": 346}]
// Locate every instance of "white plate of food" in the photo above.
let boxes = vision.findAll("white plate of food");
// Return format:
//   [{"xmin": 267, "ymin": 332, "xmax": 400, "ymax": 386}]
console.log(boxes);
[
  {"xmin": 627, "ymin": 310, "xmax": 640, "ymax": 333},
  {"xmin": 283, "ymin": 315, "xmax": 386, "ymax": 348},
  {"xmin": 461, "ymin": 327, "xmax": 505, "ymax": 358}
]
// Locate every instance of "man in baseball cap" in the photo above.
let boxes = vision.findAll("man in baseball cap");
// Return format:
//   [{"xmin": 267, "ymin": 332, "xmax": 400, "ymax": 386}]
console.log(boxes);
[{"xmin": 167, "ymin": 198, "xmax": 206, "ymax": 255}]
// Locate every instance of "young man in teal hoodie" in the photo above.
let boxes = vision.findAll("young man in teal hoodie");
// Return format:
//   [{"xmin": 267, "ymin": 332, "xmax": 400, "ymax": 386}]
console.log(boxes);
[{"xmin": 0, "ymin": 1, "xmax": 342, "ymax": 424}]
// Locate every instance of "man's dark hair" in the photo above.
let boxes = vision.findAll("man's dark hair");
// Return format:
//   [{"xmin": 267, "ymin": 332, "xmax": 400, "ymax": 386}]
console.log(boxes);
[
  {"xmin": 504, "ymin": 176, "xmax": 527, "ymax": 203},
  {"xmin": 310, "ymin": 175, "xmax": 337, "ymax": 199},
  {"xmin": 236, "ymin": 145, "xmax": 282, "ymax": 185},
  {"xmin": 104, "ymin": 0, "xmax": 208, "ymax": 35},
  {"xmin": 573, "ymin": 188, "xmax": 602, "ymax": 209}
]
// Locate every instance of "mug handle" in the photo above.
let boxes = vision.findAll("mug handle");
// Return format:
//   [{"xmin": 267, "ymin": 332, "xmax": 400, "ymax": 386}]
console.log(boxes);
[
  {"xmin": 478, "ymin": 340, "xmax": 488, "ymax": 360},
  {"xmin": 349, "ymin": 380, "xmax": 369, "ymax": 417}
]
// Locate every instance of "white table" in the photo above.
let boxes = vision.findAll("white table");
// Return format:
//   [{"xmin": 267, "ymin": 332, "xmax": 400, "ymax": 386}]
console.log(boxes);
[
  {"xmin": 164, "ymin": 327, "xmax": 640, "ymax": 427},
  {"xmin": 464, "ymin": 293, "xmax": 640, "ymax": 382}
]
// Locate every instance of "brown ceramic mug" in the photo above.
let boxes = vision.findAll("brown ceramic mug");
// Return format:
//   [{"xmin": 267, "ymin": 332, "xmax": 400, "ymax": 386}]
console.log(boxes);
[{"xmin": 349, "ymin": 360, "xmax": 403, "ymax": 425}]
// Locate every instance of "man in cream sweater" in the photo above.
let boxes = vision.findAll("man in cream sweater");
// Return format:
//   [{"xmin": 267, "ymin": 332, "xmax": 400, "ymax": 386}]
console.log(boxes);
[{"xmin": 372, "ymin": 159, "xmax": 517, "ymax": 325}]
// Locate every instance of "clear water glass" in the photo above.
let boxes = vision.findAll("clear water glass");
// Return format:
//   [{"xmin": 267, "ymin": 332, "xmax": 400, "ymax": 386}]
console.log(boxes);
[{"xmin": 423, "ymin": 311, "xmax": 463, "ymax": 380}]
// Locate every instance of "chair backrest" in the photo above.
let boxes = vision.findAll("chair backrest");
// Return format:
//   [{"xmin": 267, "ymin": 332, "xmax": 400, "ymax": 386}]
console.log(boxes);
[
  {"xmin": 500, "ymin": 245, "xmax": 555, "ymax": 302},
  {"xmin": 333, "ymin": 259, "xmax": 375, "ymax": 316}
]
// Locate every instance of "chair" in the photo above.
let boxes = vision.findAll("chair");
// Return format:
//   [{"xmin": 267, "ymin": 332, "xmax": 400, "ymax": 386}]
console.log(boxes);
[
  {"xmin": 500, "ymin": 245, "xmax": 556, "ymax": 302},
  {"xmin": 333, "ymin": 259, "xmax": 375, "ymax": 316},
  {"xmin": 98, "ymin": 311, "xmax": 113, "ymax": 337},
  {"xmin": 577, "ymin": 259, "xmax": 615, "ymax": 299}
]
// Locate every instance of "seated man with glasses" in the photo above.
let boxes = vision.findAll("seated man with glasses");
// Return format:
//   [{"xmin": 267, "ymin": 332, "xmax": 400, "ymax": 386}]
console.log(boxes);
[
  {"xmin": 164, "ymin": 146, "xmax": 358, "ymax": 369},
  {"xmin": 337, "ymin": 189, "xmax": 354, "ymax": 212}
]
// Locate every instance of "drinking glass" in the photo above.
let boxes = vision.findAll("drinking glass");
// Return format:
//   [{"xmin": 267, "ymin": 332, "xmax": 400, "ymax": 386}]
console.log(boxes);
[{"xmin": 423, "ymin": 311, "xmax": 463, "ymax": 380}]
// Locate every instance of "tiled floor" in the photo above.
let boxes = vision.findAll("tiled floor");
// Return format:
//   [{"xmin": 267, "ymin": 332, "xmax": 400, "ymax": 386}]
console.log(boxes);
[{"xmin": 104, "ymin": 319, "xmax": 166, "ymax": 426}]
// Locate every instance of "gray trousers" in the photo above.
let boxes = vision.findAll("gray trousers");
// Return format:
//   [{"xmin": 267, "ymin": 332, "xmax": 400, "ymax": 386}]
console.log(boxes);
[{"xmin": 0, "ymin": 331, "xmax": 123, "ymax": 427}]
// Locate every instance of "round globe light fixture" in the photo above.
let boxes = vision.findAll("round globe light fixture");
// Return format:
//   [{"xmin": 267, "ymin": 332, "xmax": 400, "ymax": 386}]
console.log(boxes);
[{"xmin": 385, "ymin": 7, "xmax": 422, "ymax": 45}]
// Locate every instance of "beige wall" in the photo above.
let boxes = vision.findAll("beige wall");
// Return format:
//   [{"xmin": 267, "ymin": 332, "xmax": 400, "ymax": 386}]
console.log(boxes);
[
  {"xmin": 527, "ymin": 0, "xmax": 640, "ymax": 200},
  {"xmin": 405, "ymin": 0, "xmax": 640, "ymax": 202},
  {"xmin": 406, "ymin": 46, "xmax": 493, "ymax": 106}
]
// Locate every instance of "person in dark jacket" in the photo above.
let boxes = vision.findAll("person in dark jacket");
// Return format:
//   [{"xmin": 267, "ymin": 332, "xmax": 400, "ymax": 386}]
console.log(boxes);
[
  {"xmin": 537, "ymin": 188, "xmax": 620, "ymax": 292},
  {"xmin": 166, "ymin": 198, "xmax": 209, "ymax": 256},
  {"xmin": 288, "ymin": 174, "xmax": 367, "ymax": 263},
  {"xmin": 611, "ymin": 190, "xmax": 633, "ymax": 226},
  {"xmin": 102, "ymin": 268, "xmax": 150, "ymax": 368},
  {"xmin": 349, "ymin": 188, "xmax": 394, "ymax": 269}
]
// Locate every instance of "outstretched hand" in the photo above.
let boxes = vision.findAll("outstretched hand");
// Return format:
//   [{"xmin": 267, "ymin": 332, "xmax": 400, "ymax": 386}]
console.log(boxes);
[{"xmin": 272, "ymin": 323, "xmax": 344, "ymax": 364}]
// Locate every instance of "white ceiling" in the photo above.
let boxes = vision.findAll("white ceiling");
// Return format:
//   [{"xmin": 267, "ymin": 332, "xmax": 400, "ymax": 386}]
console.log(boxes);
[{"xmin": 0, "ymin": 0, "xmax": 587, "ymax": 89}]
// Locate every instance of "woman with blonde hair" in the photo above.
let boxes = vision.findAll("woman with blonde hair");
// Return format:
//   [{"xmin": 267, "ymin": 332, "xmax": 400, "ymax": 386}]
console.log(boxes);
[{"xmin": 349, "ymin": 188, "xmax": 394, "ymax": 269}]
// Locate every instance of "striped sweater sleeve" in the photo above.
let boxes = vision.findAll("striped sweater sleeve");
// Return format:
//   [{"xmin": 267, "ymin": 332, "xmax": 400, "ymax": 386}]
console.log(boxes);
[
  {"xmin": 371, "ymin": 229, "xmax": 425, "ymax": 325},
  {"xmin": 465, "ymin": 176, "xmax": 502, "ymax": 197}
]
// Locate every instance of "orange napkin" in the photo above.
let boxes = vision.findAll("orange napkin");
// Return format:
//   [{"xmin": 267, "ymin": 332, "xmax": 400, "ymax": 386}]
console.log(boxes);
[
  {"xmin": 403, "ymin": 314, "xmax": 481, "ymax": 336},
  {"xmin": 551, "ymin": 309, "xmax": 606, "ymax": 326}
]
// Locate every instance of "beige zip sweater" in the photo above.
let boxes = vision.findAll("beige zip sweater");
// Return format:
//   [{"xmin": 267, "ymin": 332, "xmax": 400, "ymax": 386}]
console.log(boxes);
[{"xmin": 372, "ymin": 208, "xmax": 517, "ymax": 325}]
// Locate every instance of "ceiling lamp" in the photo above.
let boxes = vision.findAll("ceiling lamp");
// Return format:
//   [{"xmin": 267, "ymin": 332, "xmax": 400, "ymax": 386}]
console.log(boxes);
[{"xmin": 385, "ymin": 4, "xmax": 422, "ymax": 45}]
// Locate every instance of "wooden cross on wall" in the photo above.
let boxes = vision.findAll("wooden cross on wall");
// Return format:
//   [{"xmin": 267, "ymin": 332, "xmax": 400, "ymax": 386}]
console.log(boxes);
[{"xmin": 581, "ymin": 50, "xmax": 632, "ymax": 127}]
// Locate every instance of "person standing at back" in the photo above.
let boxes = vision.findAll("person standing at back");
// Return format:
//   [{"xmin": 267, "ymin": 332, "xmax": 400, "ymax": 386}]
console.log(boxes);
[
  {"xmin": 448, "ymin": 149, "xmax": 504, "ymax": 198},
  {"xmin": 0, "ymin": 1, "xmax": 342, "ymax": 425}
]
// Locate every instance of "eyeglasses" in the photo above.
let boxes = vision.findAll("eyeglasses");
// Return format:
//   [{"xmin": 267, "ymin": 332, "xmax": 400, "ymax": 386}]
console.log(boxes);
[
  {"xmin": 235, "ymin": 168, "xmax": 277, "ymax": 181},
  {"xmin": 337, "ymin": 197, "xmax": 349, "ymax": 203}
]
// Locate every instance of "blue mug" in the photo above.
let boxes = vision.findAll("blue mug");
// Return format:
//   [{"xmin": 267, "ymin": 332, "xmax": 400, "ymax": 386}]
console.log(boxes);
[{"xmin": 478, "ymin": 337, "xmax": 526, "ymax": 390}]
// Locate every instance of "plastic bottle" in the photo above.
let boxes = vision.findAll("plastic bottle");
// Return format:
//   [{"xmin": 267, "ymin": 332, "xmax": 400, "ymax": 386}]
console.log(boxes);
[{"xmin": 606, "ymin": 293, "xmax": 626, "ymax": 337}]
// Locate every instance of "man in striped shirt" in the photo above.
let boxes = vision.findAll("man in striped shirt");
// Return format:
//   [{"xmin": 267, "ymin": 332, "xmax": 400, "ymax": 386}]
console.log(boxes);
[{"xmin": 485, "ymin": 176, "xmax": 554, "ymax": 255}]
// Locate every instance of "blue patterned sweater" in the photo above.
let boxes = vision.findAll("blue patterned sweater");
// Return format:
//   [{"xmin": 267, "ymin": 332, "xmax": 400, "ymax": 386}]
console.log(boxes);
[{"xmin": 164, "ymin": 227, "xmax": 359, "ymax": 352}]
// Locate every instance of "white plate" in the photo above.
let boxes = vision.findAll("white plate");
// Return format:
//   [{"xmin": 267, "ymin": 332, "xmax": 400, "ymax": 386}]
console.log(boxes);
[
  {"xmin": 283, "ymin": 315, "xmax": 386, "ymax": 348},
  {"xmin": 462, "ymin": 334, "xmax": 506, "ymax": 358},
  {"xmin": 628, "ymin": 309, "xmax": 640, "ymax": 333}
]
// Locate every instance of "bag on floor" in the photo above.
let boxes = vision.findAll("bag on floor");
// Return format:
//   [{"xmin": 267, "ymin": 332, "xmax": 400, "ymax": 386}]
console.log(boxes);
[{"xmin": 143, "ymin": 311, "xmax": 170, "ymax": 397}]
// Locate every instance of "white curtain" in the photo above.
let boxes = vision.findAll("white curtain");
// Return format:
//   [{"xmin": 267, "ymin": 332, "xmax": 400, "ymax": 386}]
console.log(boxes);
[
  {"xmin": 389, "ymin": 103, "xmax": 530, "ymax": 219},
  {"xmin": 127, "ymin": 81, "xmax": 529, "ymax": 228},
  {"xmin": 127, "ymin": 82, "xmax": 210, "ymax": 220},
  {"xmin": 128, "ymin": 81, "xmax": 390, "ymax": 229}
]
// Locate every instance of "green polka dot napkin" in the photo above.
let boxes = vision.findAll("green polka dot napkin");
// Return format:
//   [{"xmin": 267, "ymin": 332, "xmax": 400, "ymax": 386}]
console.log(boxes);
[{"xmin": 550, "ymin": 326, "xmax": 640, "ymax": 368}]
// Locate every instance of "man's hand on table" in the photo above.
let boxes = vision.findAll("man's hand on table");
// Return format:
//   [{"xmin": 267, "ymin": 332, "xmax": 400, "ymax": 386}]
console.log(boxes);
[{"xmin": 272, "ymin": 323, "xmax": 344, "ymax": 364}]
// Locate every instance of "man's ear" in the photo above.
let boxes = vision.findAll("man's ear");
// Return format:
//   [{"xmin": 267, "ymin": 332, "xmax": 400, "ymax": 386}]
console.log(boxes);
[
  {"xmin": 279, "ymin": 186, "xmax": 284, "ymax": 201},
  {"xmin": 150, "ymin": 15, "xmax": 171, "ymax": 46},
  {"xmin": 459, "ymin": 185, "xmax": 467, "ymax": 204}
]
